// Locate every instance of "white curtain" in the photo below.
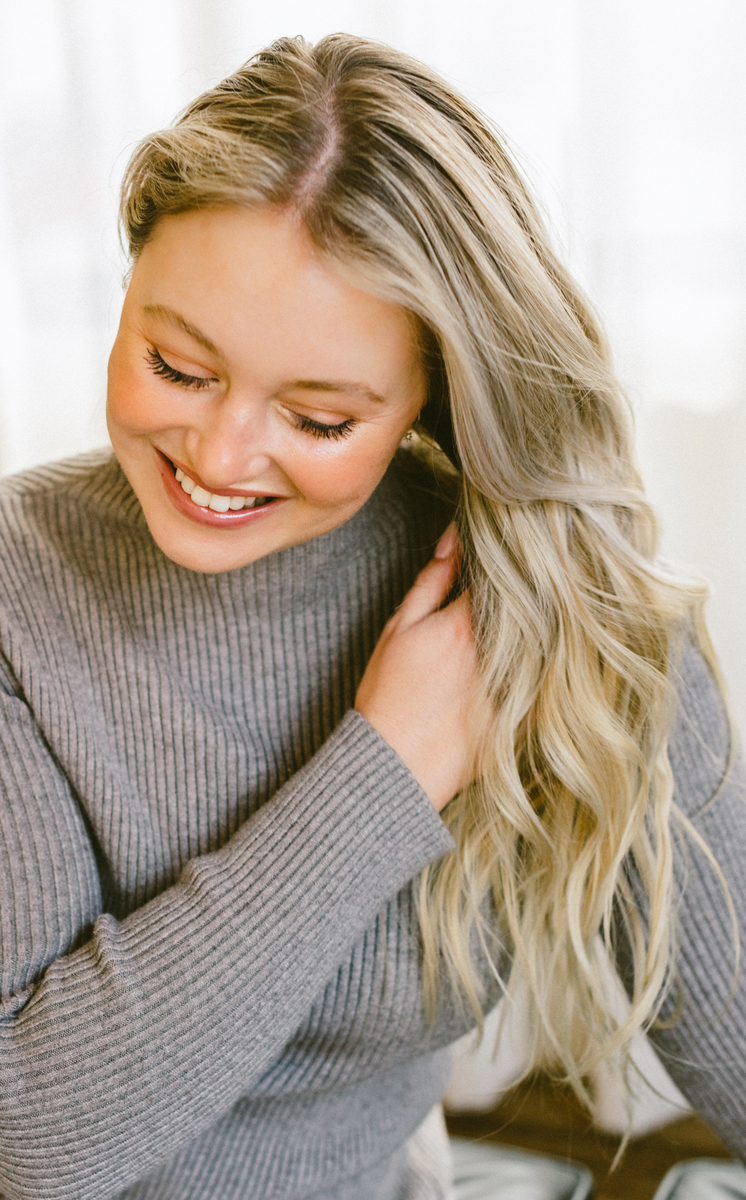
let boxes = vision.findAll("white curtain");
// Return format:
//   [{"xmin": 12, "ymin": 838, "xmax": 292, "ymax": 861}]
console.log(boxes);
[{"xmin": 1, "ymin": 0, "xmax": 744, "ymax": 733}]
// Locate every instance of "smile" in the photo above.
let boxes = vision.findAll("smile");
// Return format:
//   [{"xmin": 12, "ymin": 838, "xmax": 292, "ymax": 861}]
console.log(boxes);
[
  {"xmin": 175, "ymin": 467, "xmax": 274, "ymax": 512},
  {"xmin": 156, "ymin": 450, "xmax": 287, "ymax": 528}
]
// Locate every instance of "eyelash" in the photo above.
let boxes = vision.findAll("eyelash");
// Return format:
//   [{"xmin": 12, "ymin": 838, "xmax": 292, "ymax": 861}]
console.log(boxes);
[
  {"xmin": 146, "ymin": 347, "xmax": 214, "ymax": 390},
  {"xmin": 145, "ymin": 346, "xmax": 357, "ymax": 440},
  {"xmin": 292, "ymin": 413, "xmax": 356, "ymax": 440}
]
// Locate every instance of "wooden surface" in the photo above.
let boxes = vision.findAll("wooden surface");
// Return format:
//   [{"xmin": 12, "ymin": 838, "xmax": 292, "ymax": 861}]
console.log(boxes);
[{"xmin": 445, "ymin": 1075, "xmax": 734, "ymax": 1200}]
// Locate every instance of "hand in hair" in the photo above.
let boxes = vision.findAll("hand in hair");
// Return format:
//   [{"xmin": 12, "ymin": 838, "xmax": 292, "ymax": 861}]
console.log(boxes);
[{"xmin": 355, "ymin": 524, "xmax": 478, "ymax": 813}]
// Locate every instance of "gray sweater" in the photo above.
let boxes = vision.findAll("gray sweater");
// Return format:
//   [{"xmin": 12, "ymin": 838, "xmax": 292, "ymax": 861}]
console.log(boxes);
[{"xmin": 0, "ymin": 449, "xmax": 743, "ymax": 1199}]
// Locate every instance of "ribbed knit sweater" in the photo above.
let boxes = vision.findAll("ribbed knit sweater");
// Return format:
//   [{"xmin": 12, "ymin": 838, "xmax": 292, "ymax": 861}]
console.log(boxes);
[{"xmin": 0, "ymin": 449, "xmax": 743, "ymax": 1200}]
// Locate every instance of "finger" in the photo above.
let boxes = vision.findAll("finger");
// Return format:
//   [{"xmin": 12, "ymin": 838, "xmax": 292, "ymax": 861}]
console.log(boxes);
[
  {"xmin": 441, "ymin": 590, "xmax": 471, "ymax": 619},
  {"xmin": 434, "ymin": 522, "xmax": 458, "ymax": 560},
  {"xmin": 396, "ymin": 550, "xmax": 460, "ymax": 628}
]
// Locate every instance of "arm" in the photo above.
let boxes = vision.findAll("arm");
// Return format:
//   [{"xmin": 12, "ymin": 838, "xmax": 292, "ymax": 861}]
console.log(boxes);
[
  {"xmin": 645, "ymin": 641, "xmax": 746, "ymax": 1161},
  {"xmin": 0, "ymin": 696, "xmax": 453, "ymax": 1200}
]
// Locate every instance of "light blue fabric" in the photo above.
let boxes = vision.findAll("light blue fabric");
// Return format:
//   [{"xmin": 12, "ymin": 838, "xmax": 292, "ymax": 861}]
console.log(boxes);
[{"xmin": 450, "ymin": 1139, "xmax": 593, "ymax": 1200}]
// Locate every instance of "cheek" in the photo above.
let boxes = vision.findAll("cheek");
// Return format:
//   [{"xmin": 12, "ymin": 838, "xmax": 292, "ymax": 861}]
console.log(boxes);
[
  {"xmin": 107, "ymin": 344, "xmax": 172, "ymax": 436},
  {"xmin": 296, "ymin": 429, "xmax": 405, "ymax": 508}
]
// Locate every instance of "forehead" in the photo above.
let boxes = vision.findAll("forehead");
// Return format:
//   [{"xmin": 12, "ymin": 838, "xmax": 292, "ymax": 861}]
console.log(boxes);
[{"xmin": 129, "ymin": 206, "xmax": 422, "ymax": 391}]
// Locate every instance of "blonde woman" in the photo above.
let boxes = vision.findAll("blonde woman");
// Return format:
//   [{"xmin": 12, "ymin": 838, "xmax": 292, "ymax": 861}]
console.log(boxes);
[{"xmin": 0, "ymin": 34, "xmax": 743, "ymax": 1200}]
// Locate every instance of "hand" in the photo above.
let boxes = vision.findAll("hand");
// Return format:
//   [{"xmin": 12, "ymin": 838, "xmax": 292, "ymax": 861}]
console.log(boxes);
[{"xmin": 355, "ymin": 524, "xmax": 479, "ymax": 813}]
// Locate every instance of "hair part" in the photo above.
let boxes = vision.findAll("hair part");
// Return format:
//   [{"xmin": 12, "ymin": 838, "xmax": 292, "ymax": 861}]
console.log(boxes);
[{"xmin": 120, "ymin": 33, "xmax": 728, "ymax": 1127}]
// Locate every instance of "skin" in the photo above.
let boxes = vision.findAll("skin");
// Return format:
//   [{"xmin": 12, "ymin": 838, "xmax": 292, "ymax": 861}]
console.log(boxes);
[{"xmin": 107, "ymin": 205, "xmax": 477, "ymax": 811}]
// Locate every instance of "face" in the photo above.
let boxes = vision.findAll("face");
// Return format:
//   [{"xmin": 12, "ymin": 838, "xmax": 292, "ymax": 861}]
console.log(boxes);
[{"xmin": 107, "ymin": 205, "xmax": 426, "ymax": 573}]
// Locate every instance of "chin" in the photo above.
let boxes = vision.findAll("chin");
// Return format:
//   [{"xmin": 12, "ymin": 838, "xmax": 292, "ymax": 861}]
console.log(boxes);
[
  {"xmin": 135, "ymin": 481, "xmax": 366, "ymax": 573},
  {"xmin": 141, "ymin": 510, "xmax": 269, "ymax": 574}
]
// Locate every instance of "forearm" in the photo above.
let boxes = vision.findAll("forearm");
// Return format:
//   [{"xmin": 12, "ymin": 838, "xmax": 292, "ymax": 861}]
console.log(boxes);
[{"xmin": 0, "ymin": 711, "xmax": 453, "ymax": 1199}]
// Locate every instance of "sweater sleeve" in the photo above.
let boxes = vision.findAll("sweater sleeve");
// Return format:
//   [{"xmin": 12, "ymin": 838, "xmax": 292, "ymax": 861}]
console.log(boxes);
[
  {"xmin": 0, "ymin": 692, "xmax": 454, "ymax": 1200},
  {"xmin": 644, "ymin": 641, "xmax": 746, "ymax": 1161}
]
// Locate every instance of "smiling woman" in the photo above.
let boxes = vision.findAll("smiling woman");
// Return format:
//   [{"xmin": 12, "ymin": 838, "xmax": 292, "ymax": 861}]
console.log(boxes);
[
  {"xmin": 108, "ymin": 205, "xmax": 425, "ymax": 572},
  {"xmin": 0, "ymin": 31, "xmax": 744, "ymax": 1200}
]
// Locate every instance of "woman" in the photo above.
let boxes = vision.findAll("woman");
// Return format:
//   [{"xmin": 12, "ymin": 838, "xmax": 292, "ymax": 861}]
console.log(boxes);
[{"xmin": 0, "ymin": 32, "xmax": 743, "ymax": 1200}]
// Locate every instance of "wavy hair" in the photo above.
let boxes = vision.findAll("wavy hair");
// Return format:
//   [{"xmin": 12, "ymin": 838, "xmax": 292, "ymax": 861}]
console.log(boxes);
[{"xmin": 120, "ymin": 33, "xmax": 723, "ymax": 1110}]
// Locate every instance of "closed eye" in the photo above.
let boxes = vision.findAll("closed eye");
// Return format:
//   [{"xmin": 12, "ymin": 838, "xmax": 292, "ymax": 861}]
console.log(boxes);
[
  {"xmin": 146, "ymin": 347, "xmax": 216, "ymax": 390},
  {"xmin": 292, "ymin": 412, "xmax": 357, "ymax": 440}
]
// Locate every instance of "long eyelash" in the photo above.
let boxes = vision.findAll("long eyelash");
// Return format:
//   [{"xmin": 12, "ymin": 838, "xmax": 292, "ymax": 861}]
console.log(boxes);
[
  {"xmin": 145, "ymin": 347, "xmax": 214, "ymax": 390},
  {"xmin": 294, "ymin": 413, "xmax": 356, "ymax": 440},
  {"xmin": 145, "ymin": 347, "xmax": 354, "ymax": 438}
]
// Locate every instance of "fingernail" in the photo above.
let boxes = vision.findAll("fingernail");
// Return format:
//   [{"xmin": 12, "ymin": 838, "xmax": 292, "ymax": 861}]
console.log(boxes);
[{"xmin": 434, "ymin": 523, "xmax": 457, "ymax": 559}]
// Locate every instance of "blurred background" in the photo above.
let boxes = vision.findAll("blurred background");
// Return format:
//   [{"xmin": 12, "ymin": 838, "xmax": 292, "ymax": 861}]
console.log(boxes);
[{"xmin": 0, "ymin": 0, "xmax": 744, "ymax": 740}]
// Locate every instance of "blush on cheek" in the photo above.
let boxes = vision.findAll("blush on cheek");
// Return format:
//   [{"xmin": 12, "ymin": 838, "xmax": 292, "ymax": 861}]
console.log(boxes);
[
  {"xmin": 108, "ymin": 328, "xmax": 167, "ymax": 427},
  {"xmin": 303, "ymin": 442, "xmax": 398, "ymax": 509},
  {"xmin": 108, "ymin": 358, "xmax": 173, "ymax": 436}
]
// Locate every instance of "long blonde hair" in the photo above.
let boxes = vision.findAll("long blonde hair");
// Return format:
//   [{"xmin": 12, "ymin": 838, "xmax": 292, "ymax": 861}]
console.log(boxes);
[{"xmin": 120, "ymin": 34, "xmax": 722, "ymax": 1107}]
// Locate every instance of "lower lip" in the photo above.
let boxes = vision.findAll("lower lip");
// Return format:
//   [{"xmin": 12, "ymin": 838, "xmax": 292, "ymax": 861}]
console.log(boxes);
[{"xmin": 156, "ymin": 452, "xmax": 286, "ymax": 529}]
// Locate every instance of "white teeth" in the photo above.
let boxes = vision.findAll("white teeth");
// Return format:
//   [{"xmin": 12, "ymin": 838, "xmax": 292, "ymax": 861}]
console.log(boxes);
[
  {"xmin": 190, "ymin": 485, "xmax": 211, "ymax": 507},
  {"xmin": 176, "ymin": 467, "xmax": 268, "ymax": 512},
  {"xmin": 208, "ymin": 493, "xmax": 231, "ymax": 513}
]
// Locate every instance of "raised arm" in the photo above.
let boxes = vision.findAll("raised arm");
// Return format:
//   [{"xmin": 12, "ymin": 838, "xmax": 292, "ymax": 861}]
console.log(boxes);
[{"xmin": 0, "ymin": 690, "xmax": 452, "ymax": 1199}]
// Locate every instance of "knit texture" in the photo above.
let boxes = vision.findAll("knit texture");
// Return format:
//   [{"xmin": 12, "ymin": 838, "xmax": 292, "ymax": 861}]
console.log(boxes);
[
  {"xmin": 0, "ymin": 449, "xmax": 743, "ymax": 1198},
  {"xmin": 646, "ymin": 642, "xmax": 746, "ymax": 1158}
]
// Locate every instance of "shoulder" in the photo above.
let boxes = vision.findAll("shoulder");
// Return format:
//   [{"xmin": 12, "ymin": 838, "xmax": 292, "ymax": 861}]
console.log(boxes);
[
  {"xmin": 0, "ymin": 450, "xmax": 139, "ymax": 538},
  {"xmin": 668, "ymin": 630, "xmax": 745, "ymax": 822},
  {"xmin": 0, "ymin": 448, "xmax": 113, "ymax": 497},
  {"xmin": 0, "ymin": 449, "xmax": 136, "ymax": 524},
  {"xmin": 0, "ymin": 450, "xmax": 147, "ymax": 616}
]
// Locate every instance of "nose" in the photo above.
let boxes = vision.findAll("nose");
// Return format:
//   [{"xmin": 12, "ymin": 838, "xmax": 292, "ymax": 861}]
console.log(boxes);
[{"xmin": 184, "ymin": 392, "xmax": 274, "ymax": 489}]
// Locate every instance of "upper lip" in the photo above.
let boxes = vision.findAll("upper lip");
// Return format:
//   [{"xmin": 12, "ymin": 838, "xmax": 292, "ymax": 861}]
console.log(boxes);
[{"xmin": 161, "ymin": 451, "xmax": 285, "ymax": 499}]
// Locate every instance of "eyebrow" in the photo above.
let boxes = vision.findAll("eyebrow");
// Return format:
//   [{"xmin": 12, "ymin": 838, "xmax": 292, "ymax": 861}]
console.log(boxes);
[
  {"xmin": 142, "ymin": 303, "xmax": 387, "ymax": 404},
  {"xmin": 281, "ymin": 379, "xmax": 386, "ymax": 405},
  {"xmin": 143, "ymin": 304, "xmax": 224, "ymax": 359}
]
